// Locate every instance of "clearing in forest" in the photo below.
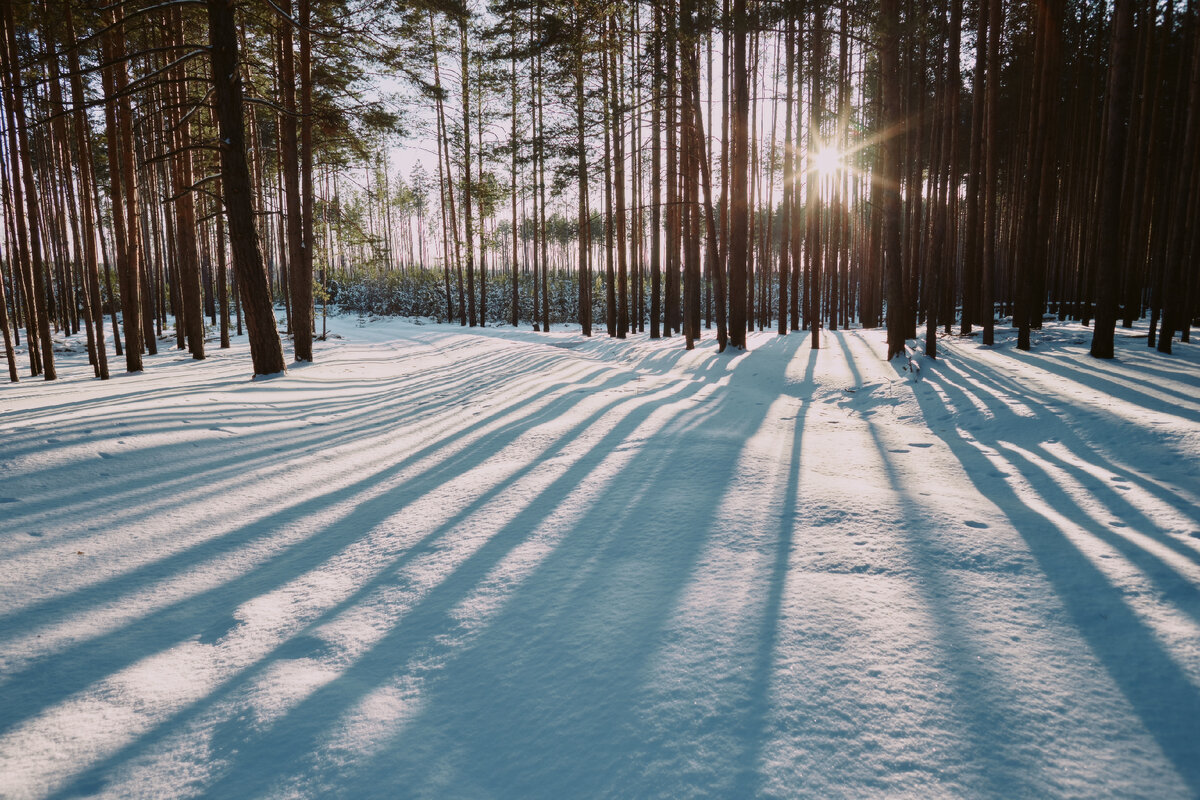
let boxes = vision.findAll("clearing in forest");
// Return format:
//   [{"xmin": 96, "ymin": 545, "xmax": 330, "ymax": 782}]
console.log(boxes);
[{"xmin": 1, "ymin": 319, "xmax": 1198, "ymax": 799}]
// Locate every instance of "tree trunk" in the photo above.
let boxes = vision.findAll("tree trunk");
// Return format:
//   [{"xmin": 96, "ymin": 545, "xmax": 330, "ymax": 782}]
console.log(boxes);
[
  {"xmin": 460, "ymin": 16, "xmax": 476, "ymax": 327},
  {"xmin": 1156, "ymin": 7, "xmax": 1200, "ymax": 353},
  {"xmin": 612, "ymin": 16, "xmax": 629, "ymax": 339},
  {"xmin": 296, "ymin": 0, "xmax": 315, "ymax": 360},
  {"xmin": 982, "ymin": 0, "xmax": 1002, "ymax": 346},
  {"xmin": 207, "ymin": 0, "xmax": 285, "ymax": 375},
  {"xmin": 962, "ymin": 0, "xmax": 988, "ymax": 335},
  {"xmin": 519, "ymin": 8, "xmax": 528, "ymax": 329},
  {"xmin": 1090, "ymin": 0, "xmax": 1136, "ymax": 357},
  {"xmin": 882, "ymin": 0, "xmax": 907, "ymax": 359},
  {"xmin": 2, "ymin": 2, "xmax": 56, "ymax": 379},
  {"xmin": 728, "ymin": 0, "xmax": 749, "ymax": 349},
  {"xmin": 64, "ymin": 8, "xmax": 108, "ymax": 377},
  {"xmin": 650, "ymin": 3, "xmax": 662, "ymax": 339}
]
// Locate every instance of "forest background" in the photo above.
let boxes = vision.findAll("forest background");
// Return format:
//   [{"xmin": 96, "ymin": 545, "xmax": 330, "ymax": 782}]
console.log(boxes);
[{"xmin": 0, "ymin": 0, "xmax": 1196, "ymax": 380}]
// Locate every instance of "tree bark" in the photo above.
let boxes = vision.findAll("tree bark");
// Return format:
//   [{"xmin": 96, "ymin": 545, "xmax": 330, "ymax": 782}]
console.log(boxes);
[
  {"xmin": 882, "ymin": 0, "xmax": 907, "ymax": 359},
  {"xmin": 1090, "ymin": 0, "xmax": 1136, "ymax": 358},
  {"xmin": 207, "ymin": 0, "xmax": 285, "ymax": 375},
  {"xmin": 2, "ymin": 2, "xmax": 55, "ymax": 378},
  {"xmin": 728, "ymin": 0, "xmax": 749, "ymax": 349}
]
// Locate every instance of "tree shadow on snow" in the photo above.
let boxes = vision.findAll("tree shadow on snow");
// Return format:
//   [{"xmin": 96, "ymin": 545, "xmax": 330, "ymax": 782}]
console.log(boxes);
[
  {"xmin": 32, "ymin": 331, "xmax": 795, "ymax": 800},
  {"xmin": 881, "ymin": 331, "xmax": 1200, "ymax": 797},
  {"xmin": 178, "ymin": 333, "xmax": 805, "ymax": 799}
]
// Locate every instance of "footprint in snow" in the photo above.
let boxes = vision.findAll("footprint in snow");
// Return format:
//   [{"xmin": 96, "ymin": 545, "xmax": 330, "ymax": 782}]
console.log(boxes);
[{"xmin": 964, "ymin": 520, "xmax": 989, "ymax": 529}]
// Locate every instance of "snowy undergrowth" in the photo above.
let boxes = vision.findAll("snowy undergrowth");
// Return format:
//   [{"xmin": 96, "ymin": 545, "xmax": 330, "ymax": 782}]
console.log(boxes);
[{"xmin": 0, "ymin": 317, "xmax": 1197, "ymax": 799}]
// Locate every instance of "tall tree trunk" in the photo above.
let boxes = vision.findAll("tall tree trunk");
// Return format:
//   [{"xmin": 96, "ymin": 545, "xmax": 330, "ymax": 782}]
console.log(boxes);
[
  {"xmin": 612, "ymin": 16, "xmax": 629, "ymax": 339},
  {"xmin": 517, "ymin": 9, "xmax": 526, "ymax": 329},
  {"xmin": 100, "ymin": 9, "xmax": 146, "ymax": 370},
  {"xmin": 460, "ymin": 15, "xmax": 476, "ymax": 327},
  {"xmin": 2, "ymin": 2, "xmax": 55, "ymax": 379},
  {"xmin": 684, "ymin": 42, "xmax": 727, "ymax": 351},
  {"xmin": 650, "ymin": 3, "xmax": 662, "ymax": 339},
  {"xmin": 778, "ymin": 17, "xmax": 794, "ymax": 336},
  {"xmin": 1091, "ymin": 0, "xmax": 1136, "ymax": 357},
  {"xmin": 537, "ymin": 6, "xmax": 549, "ymax": 332},
  {"xmin": 982, "ymin": 0, "xmax": 1002, "ymax": 345},
  {"xmin": 728, "ymin": 0, "xmax": 749, "ymax": 349},
  {"xmin": 603, "ymin": 40, "xmax": 616, "ymax": 337},
  {"xmin": 962, "ymin": 0, "xmax": 988, "ymax": 335},
  {"xmin": 476, "ymin": 70, "xmax": 487, "ymax": 326},
  {"xmin": 165, "ymin": 7, "xmax": 206, "ymax": 360},
  {"xmin": 430, "ymin": 12, "xmax": 465, "ymax": 326},
  {"xmin": 808, "ymin": 8, "xmax": 825, "ymax": 350},
  {"xmin": 295, "ymin": 0, "xmax": 315, "ymax": 360},
  {"xmin": 1156, "ymin": 6, "xmax": 1200, "ymax": 353},
  {"xmin": 64, "ymin": 7, "xmax": 108, "ymax": 377},
  {"xmin": 882, "ymin": 0, "xmax": 907, "ymax": 359},
  {"xmin": 207, "ymin": 0, "xmax": 285, "ymax": 375}
]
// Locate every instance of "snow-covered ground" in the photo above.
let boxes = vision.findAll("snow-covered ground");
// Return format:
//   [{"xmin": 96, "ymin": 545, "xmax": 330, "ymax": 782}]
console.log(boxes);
[{"xmin": 1, "ymin": 315, "xmax": 1198, "ymax": 799}]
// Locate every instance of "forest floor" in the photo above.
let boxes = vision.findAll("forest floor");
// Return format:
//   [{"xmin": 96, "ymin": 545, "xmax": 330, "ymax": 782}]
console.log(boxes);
[{"xmin": 1, "ymin": 313, "xmax": 1198, "ymax": 799}]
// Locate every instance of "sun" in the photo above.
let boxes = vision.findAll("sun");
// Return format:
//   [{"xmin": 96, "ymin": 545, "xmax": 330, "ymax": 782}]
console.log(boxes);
[{"xmin": 811, "ymin": 148, "xmax": 842, "ymax": 178}]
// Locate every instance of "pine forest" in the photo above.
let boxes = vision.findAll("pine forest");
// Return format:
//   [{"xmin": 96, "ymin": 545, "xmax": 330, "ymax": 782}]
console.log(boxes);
[{"xmin": 1, "ymin": 0, "xmax": 1199, "ymax": 797}]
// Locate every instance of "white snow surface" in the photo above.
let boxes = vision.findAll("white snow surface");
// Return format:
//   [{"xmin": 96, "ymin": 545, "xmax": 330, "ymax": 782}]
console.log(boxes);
[{"xmin": 1, "ymin": 316, "xmax": 1198, "ymax": 799}]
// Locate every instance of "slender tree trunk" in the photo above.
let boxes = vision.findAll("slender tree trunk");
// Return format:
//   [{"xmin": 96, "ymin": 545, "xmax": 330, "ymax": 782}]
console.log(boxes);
[
  {"xmin": 574, "ymin": 1, "xmax": 590, "ymax": 335},
  {"xmin": 161, "ymin": 7, "xmax": 205, "ymax": 360},
  {"xmin": 515, "ymin": 9, "xmax": 524, "ymax": 328},
  {"xmin": 778, "ymin": 17, "xmax": 794, "ymax": 336},
  {"xmin": 962, "ymin": 0, "xmax": 987, "ymax": 335},
  {"xmin": 728, "ymin": 0, "xmax": 749, "ymax": 349},
  {"xmin": 808, "ymin": 8, "xmax": 825, "ymax": 350},
  {"xmin": 982, "ymin": 0, "xmax": 1002, "ymax": 345},
  {"xmin": 650, "ymin": 4, "xmax": 662, "ymax": 339},
  {"xmin": 1156, "ymin": 6, "xmax": 1200, "ymax": 353},
  {"xmin": 1091, "ymin": 0, "xmax": 1136, "ymax": 357},
  {"xmin": 430, "ymin": 13, "xmax": 465, "ymax": 326},
  {"xmin": 612, "ymin": 16, "xmax": 629, "ymax": 339},
  {"xmin": 460, "ymin": 15, "xmax": 476, "ymax": 327},
  {"xmin": 2, "ymin": 2, "xmax": 55, "ymax": 378},
  {"xmin": 295, "ymin": 0, "xmax": 315, "ymax": 358},
  {"xmin": 882, "ymin": 0, "xmax": 907, "ymax": 359},
  {"xmin": 603, "ymin": 39, "xmax": 616, "ymax": 337},
  {"xmin": 537, "ymin": 7, "xmax": 549, "ymax": 331},
  {"xmin": 684, "ymin": 43, "xmax": 727, "ymax": 351},
  {"xmin": 63, "ymin": 8, "xmax": 108, "ymax": 377}
]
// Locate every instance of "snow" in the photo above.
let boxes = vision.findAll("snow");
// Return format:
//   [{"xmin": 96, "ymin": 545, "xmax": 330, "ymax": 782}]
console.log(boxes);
[{"xmin": 1, "ymin": 316, "xmax": 1198, "ymax": 799}]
